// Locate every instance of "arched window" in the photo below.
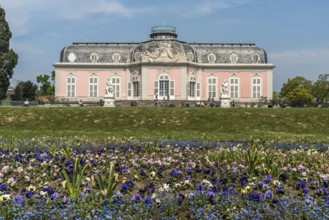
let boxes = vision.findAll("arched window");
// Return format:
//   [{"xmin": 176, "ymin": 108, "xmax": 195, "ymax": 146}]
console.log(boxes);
[
  {"xmin": 207, "ymin": 75, "xmax": 217, "ymax": 99},
  {"xmin": 229, "ymin": 75, "xmax": 239, "ymax": 98},
  {"xmin": 89, "ymin": 74, "xmax": 98, "ymax": 98},
  {"xmin": 188, "ymin": 75, "xmax": 196, "ymax": 98},
  {"xmin": 132, "ymin": 74, "xmax": 140, "ymax": 97},
  {"xmin": 154, "ymin": 72, "xmax": 174, "ymax": 100},
  {"xmin": 230, "ymin": 53, "xmax": 239, "ymax": 64},
  {"xmin": 111, "ymin": 75, "xmax": 121, "ymax": 98},
  {"xmin": 208, "ymin": 53, "xmax": 216, "ymax": 64},
  {"xmin": 66, "ymin": 74, "xmax": 76, "ymax": 98},
  {"xmin": 251, "ymin": 75, "xmax": 262, "ymax": 98},
  {"xmin": 90, "ymin": 53, "xmax": 98, "ymax": 63},
  {"xmin": 252, "ymin": 53, "xmax": 260, "ymax": 64},
  {"xmin": 112, "ymin": 53, "xmax": 121, "ymax": 63}
]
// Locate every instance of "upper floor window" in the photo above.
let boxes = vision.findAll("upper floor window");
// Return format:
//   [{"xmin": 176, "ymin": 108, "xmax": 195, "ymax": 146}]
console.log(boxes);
[
  {"xmin": 252, "ymin": 53, "xmax": 260, "ymax": 63},
  {"xmin": 90, "ymin": 53, "xmax": 99, "ymax": 63},
  {"xmin": 230, "ymin": 53, "xmax": 239, "ymax": 64},
  {"xmin": 112, "ymin": 53, "xmax": 121, "ymax": 63},
  {"xmin": 208, "ymin": 53, "xmax": 216, "ymax": 64}
]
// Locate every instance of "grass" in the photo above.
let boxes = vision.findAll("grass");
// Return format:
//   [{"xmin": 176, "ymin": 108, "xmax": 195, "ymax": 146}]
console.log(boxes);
[{"xmin": 0, "ymin": 106, "xmax": 329, "ymax": 141}]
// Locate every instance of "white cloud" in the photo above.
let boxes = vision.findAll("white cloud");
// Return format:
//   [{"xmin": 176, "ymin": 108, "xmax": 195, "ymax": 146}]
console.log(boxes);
[
  {"xmin": 195, "ymin": 0, "xmax": 252, "ymax": 15},
  {"xmin": 269, "ymin": 49, "xmax": 329, "ymax": 90},
  {"xmin": 1, "ymin": 0, "xmax": 153, "ymax": 36}
]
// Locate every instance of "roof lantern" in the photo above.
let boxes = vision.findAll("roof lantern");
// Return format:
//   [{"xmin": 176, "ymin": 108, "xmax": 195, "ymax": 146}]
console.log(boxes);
[{"xmin": 150, "ymin": 25, "xmax": 177, "ymax": 39}]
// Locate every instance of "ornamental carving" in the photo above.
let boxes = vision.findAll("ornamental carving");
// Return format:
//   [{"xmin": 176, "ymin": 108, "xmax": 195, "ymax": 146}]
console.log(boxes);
[{"xmin": 135, "ymin": 41, "xmax": 188, "ymax": 63}]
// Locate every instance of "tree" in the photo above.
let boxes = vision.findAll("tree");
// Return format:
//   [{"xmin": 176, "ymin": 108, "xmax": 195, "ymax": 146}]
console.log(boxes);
[
  {"xmin": 280, "ymin": 76, "xmax": 313, "ymax": 106},
  {"xmin": 12, "ymin": 80, "xmax": 38, "ymax": 101},
  {"xmin": 0, "ymin": 6, "xmax": 18, "ymax": 100},
  {"xmin": 312, "ymin": 74, "xmax": 329, "ymax": 105},
  {"xmin": 36, "ymin": 71, "xmax": 55, "ymax": 96},
  {"xmin": 286, "ymin": 87, "xmax": 313, "ymax": 107}
]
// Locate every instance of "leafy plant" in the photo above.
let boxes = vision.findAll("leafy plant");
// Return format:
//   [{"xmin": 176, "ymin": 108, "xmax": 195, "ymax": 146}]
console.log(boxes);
[
  {"xmin": 94, "ymin": 161, "xmax": 124, "ymax": 202},
  {"xmin": 61, "ymin": 158, "xmax": 89, "ymax": 201},
  {"xmin": 244, "ymin": 138, "xmax": 266, "ymax": 176}
]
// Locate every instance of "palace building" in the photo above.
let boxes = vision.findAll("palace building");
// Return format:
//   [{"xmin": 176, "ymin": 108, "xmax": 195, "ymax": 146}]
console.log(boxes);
[{"xmin": 54, "ymin": 26, "xmax": 274, "ymax": 105}]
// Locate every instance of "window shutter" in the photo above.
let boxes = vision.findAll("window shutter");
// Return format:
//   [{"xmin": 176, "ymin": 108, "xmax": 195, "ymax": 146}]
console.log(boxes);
[
  {"xmin": 187, "ymin": 82, "xmax": 190, "ymax": 97},
  {"xmin": 170, "ymin": 81, "xmax": 174, "ymax": 96},
  {"xmin": 196, "ymin": 83, "xmax": 200, "ymax": 97},
  {"xmin": 128, "ymin": 82, "xmax": 132, "ymax": 97},
  {"xmin": 154, "ymin": 80, "xmax": 158, "ymax": 95}
]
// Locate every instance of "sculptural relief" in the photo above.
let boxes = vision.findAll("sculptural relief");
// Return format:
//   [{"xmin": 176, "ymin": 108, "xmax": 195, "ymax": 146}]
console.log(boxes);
[{"xmin": 136, "ymin": 41, "xmax": 187, "ymax": 63}]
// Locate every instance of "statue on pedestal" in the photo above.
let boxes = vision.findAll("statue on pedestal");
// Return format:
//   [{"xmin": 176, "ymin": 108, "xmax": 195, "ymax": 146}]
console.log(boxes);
[
  {"xmin": 104, "ymin": 77, "xmax": 115, "ymax": 107},
  {"xmin": 105, "ymin": 78, "xmax": 114, "ymax": 97},
  {"xmin": 221, "ymin": 80, "xmax": 229, "ymax": 97}
]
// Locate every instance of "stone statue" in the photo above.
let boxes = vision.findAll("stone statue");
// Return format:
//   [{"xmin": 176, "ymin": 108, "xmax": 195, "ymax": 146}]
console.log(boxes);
[
  {"xmin": 221, "ymin": 80, "xmax": 229, "ymax": 97},
  {"xmin": 105, "ymin": 78, "xmax": 114, "ymax": 97}
]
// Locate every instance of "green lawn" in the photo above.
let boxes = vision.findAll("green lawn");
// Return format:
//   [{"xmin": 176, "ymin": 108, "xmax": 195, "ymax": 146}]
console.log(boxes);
[{"xmin": 0, "ymin": 106, "xmax": 328, "ymax": 142}]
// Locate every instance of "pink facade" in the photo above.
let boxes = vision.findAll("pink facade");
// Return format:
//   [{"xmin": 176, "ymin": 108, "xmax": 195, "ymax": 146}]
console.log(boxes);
[{"xmin": 54, "ymin": 26, "xmax": 274, "ymax": 104}]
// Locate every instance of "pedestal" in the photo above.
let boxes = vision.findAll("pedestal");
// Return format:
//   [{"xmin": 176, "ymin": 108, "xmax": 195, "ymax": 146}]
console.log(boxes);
[
  {"xmin": 220, "ymin": 96, "xmax": 231, "ymax": 108},
  {"xmin": 104, "ymin": 95, "xmax": 115, "ymax": 107}
]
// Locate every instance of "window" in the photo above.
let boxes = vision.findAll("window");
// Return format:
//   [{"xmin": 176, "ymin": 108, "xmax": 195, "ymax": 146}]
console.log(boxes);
[
  {"xmin": 111, "ymin": 75, "xmax": 121, "ymax": 98},
  {"xmin": 112, "ymin": 53, "xmax": 121, "ymax": 63},
  {"xmin": 154, "ymin": 73, "xmax": 174, "ymax": 99},
  {"xmin": 230, "ymin": 53, "xmax": 238, "ymax": 64},
  {"xmin": 89, "ymin": 75, "xmax": 98, "ymax": 97},
  {"xmin": 90, "ymin": 53, "xmax": 98, "ymax": 63},
  {"xmin": 208, "ymin": 53, "xmax": 216, "ymax": 64},
  {"xmin": 188, "ymin": 75, "xmax": 196, "ymax": 97},
  {"xmin": 230, "ymin": 76, "xmax": 239, "ymax": 98},
  {"xmin": 252, "ymin": 76, "xmax": 262, "ymax": 98},
  {"xmin": 252, "ymin": 53, "xmax": 260, "ymax": 63},
  {"xmin": 66, "ymin": 75, "xmax": 76, "ymax": 98},
  {"xmin": 132, "ymin": 74, "xmax": 140, "ymax": 97},
  {"xmin": 207, "ymin": 76, "xmax": 217, "ymax": 99}
]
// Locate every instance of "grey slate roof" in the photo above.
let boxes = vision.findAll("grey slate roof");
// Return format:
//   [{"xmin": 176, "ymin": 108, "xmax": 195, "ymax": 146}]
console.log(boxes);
[{"xmin": 59, "ymin": 27, "xmax": 268, "ymax": 64}]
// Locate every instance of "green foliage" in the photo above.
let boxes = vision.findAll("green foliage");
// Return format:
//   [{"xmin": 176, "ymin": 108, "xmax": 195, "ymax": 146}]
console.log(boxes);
[
  {"xmin": 244, "ymin": 137, "xmax": 266, "ymax": 176},
  {"xmin": 37, "ymin": 72, "xmax": 55, "ymax": 96},
  {"xmin": 0, "ymin": 97, "xmax": 11, "ymax": 106},
  {"xmin": 0, "ymin": 6, "xmax": 18, "ymax": 100},
  {"xmin": 286, "ymin": 87, "xmax": 313, "ymax": 107},
  {"xmin": 12, "ymin": 80, "xmax": 38, "ymax": 101},
  {"xmin": 280, "ymin": 76, "xmax": 314, "ymax": 107},
  {"xmin": 94, "ymin": 162, "xmax": 123, "ymax": 202},
  {"xmin": 61, "ymin": 158, "xmax": 89, "ymax": 201},
  {"xmin": 312, "ymin": 73, "xmax": 329, "ymax": 104}
]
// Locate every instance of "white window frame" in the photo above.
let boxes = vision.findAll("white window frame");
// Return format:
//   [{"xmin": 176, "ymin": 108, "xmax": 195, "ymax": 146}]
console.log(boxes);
[
  {"xmin": 207, "ymin": 75, "xmax": 217, "ymax": 99},
  {"xmin": 229, "ymin": 75, "xmax": 239, "ymax": 98},
  {"xmin": 251, "ymin": 75, "xmax": 262, "ymax": 98},
  {"xmin": 155, "ymin": 72, "xmax": 174, "ymax": 100},
  {"xmin": 89, "ymin": 74, "xmax": 98, "ymax": 98},
  {"xmin": 111, "ymin": 75, "xmax": 121, "ymax": 98},
  {"xmin": 132, "ymin": 74, "xmax": 140, "ymax": 98},
  {"xmin": 66, "ymin": 74, "xmax": 76, "ymax": 98},
  {"xmin": 187, "ymin": 75, "xmax": 196, "ymax": 100}
]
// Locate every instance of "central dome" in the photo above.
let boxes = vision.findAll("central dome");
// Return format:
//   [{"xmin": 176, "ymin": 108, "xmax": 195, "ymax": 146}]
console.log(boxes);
[
  {"xmin": 130, "ymin": 25, "xmax": 197, "ymax": 63},
  {"xmin": 150, "ymin": 25, "xmax": 177, "ymax": 39}
]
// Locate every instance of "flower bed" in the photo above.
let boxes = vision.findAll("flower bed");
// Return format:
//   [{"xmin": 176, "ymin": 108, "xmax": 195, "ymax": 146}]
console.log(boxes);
[{"xmin": 0, "ymin": 137, "xmax": 328, "ymax": 219}]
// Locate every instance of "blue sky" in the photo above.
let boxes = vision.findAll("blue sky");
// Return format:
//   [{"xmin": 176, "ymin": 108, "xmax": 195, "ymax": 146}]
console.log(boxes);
[{"xmin": 1, "ymin": 0, "xmax": 329, "ymax": 91}]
